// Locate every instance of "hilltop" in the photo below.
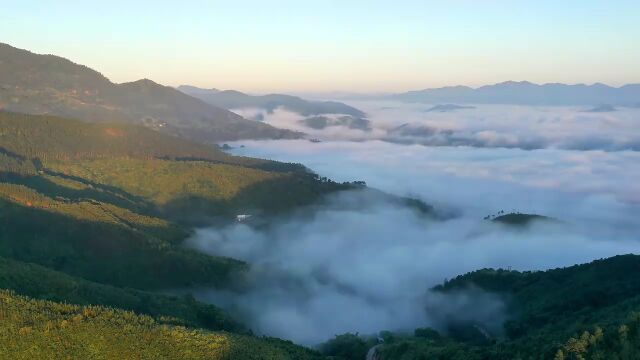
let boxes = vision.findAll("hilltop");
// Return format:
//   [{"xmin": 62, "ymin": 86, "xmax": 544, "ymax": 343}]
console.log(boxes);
[{"xmin": 0, "ymin": 43, "xmax": 300, "ymax": 143}]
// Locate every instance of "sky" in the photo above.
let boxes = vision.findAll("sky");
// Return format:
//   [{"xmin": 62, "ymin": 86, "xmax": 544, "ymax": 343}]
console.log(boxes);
[{"xmin": 2, "ymin": 0, "xmax": 639, "ymax": 93}]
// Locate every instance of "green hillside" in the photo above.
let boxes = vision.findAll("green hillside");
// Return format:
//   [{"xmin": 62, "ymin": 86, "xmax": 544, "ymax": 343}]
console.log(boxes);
[
  {"xmin": 0, "ymin": 43, "xmax": 301, "ymax": 143},
  {"xmin": 0, "ymin": 256, "xmax": 243, "ymax": 332},
  {"xmin": 0, "ymin": 290, "xmax": 321, "ymax": 360},
  {"xmin": 363, "ymin": 255, "xmax": 640, "ymax": 359},
  {"xmin": 0, "ymin": 111, "xmax": 350, "ymax": 291},
  {"xmin": 0, "ymin": 109, "xmax": 360, "ymax": 357},
  {"xmin": 0, "ymin": 108, "xmax": 370, "ymax": 358}
]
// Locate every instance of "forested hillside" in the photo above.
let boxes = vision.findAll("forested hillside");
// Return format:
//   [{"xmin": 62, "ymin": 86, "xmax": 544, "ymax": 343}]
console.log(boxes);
[
  {"xmin": 0, "ymin": 110, "xmax": 357, "ymax": 357},
  {"xmin": 327, "ymin": 255, "xmax": 640, "ymax": 360},
  {"xmin": 0, "ymin": 290, "xmax": 321, "ymax": 359},
  {"xmin": 0, "ymin": 43, "xmax": 301, "ymax": 143},
  {"xmin": 0, "ymin": 110, "xmax": 351, "ymax": 290}
]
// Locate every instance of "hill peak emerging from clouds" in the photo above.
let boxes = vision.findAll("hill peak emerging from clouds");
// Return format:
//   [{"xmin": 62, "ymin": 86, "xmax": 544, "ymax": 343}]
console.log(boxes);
[{"xmin": 178, "ymin": 85, "xmax": 366, "ymax": 118}]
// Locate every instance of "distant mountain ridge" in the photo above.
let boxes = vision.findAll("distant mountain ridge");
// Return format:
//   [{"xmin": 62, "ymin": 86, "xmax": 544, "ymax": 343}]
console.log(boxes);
[
  {"xmin": 0, "ymin": 43, "xmax": 300, "ymax": 143},
  {"xmin": 392, "ymin": 81, "xmax": 640, "ymax": 106},
  {"xmin": 178, "ymin": 85, "xmax": 366, "ymax": 117},
  {"xmin": 424, "ymin": 104, "xmax": 476, "ymax": 112}
]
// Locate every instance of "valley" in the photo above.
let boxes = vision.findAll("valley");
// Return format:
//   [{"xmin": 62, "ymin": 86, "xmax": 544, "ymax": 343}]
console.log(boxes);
[{"xmin": 1, "ymin": 3, "xmax": 639, "ymax": 356}]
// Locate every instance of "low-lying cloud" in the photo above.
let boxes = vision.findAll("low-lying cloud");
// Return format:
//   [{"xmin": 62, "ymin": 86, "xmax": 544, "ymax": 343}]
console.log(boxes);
[
  {"xmin": 230, "ymin": 101, "xmax": 640, "ymax": 152},
  {"xmin": 184, "ymin": 138, "xmax": 640, "ymax": 344},
  {"xmin": 231, "ymin": 106, "xmax": 385, "ymax": 141},
  {"xmin": 187, "ymin": 190, "xmax": 638, "ymax": 345}
]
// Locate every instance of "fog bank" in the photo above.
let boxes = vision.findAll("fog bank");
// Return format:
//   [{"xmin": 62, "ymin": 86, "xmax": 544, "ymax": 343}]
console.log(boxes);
[
  {"xmin": 230, "ymin": 101, "xmax": 640, "ymax": 151},
  {"xmin": 185, "ymin": 138, "xmax": 640, "ymax": 344}
]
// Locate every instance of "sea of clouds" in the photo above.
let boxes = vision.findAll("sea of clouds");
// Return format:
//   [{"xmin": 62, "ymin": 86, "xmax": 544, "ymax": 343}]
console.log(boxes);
[
  {"xmin": 232, "ymin": 100, "xmax": 640, "ymax": 151},
  {"xmin": 186, "ymin": 101, "xmax": 640, "ymax": 345}
]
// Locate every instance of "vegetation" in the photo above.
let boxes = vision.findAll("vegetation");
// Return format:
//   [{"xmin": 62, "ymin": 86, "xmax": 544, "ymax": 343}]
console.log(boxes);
[
  {"xmin": 0, "ymin": 290, "xmax": 321, "ymax": 359},
  {"xmin": 0, "ymin": 109, "xmax": 357, "ymax": 356},
  {"xmin": 0, "ymin": 257, "xmax": 243, "ymax": 332},
  {"xmin": 299, "ymin": 115, "xmax": 371, "ymax": 131},
  {"xmin": 0, "ymin": 42, "xmax": 300, "ymax": 143},
  {"xmin": 555, "ymin": 312, "xmax": 640, "ymax": 360},
  {"xmin": 319, "ymin": 333, "xmax": 376, "ymax": 359},
  {"xmin": 0, "ymin": 108, "xmax": 351, "ymax": 356},
  {"xmin": 0, "ymin": 110, "xmax": 357, "ymax": 294},
  {"xmin": 490, "ymin": 212, "xmax": 555, "ymax": 226},
  {"xmin": 0, "ymin": 181, "xmax": 246, "ymax": 290},
  {"xmin": 3, "ymin": 63, "xmax": 637, "ymax": 358},
  {"xmin": 349, "ymin": 255, "xmax": 640, "ymax": 360}
]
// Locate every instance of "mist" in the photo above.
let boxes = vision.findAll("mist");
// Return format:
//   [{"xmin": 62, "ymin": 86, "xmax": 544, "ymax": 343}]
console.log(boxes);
[
  {"xmin": 229, "ymin": 101, "xmax": 640, "ymax": 152},
  {"xmin": 186, "ymin": 187, "xmax": 639, "ymax": 344},
  {"xmin": 184, "ymin": 108, "xmax": 640, "ymax": 344}
]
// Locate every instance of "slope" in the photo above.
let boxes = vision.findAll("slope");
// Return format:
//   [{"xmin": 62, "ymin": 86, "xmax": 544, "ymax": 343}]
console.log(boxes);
[
  {"xmin": 0, "ymin": 43, "xmax": 300, "ymax": 143},
  {"xmin": 370, "ymin": 255, "xmax": 640, "ymax": 360},
  {"xmin": 0, "ymin": 290, "xmax": 322, "ymax": 359},
  {"xmin": 0, "ymin": 111, "xmax": 351, "ymax": 291},
  {"xmin": 178, "ymin": 86, "xmax": 366, "ymax": 117},
  {"xmin": 0, "ymin": 256, "xmax": 243, "ymax": 332}
]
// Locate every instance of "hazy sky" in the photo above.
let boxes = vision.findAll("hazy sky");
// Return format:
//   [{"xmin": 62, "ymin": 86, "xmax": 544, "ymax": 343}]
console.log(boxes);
[{"xmin": 2, "ymin": 0, "xmax": 639, "ymax": 93}]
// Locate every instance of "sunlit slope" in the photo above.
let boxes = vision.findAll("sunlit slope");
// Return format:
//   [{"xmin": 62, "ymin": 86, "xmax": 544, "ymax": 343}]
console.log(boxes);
[
  {"xmin": 0, "ymin": 290, "xmax": 321, "ymax": 360},
  {"xmin": 0, "ymin": 111, "xmax": 349, "ymax": 290},
  {"xmin": 0, "ymin": 256, "xmax": 243, "ymax": 332}
]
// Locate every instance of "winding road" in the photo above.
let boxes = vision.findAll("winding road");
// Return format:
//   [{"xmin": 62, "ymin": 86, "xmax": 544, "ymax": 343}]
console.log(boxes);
[{"xmin": 365, "ymin": 344, "xmax": 382, "ymax": 360}]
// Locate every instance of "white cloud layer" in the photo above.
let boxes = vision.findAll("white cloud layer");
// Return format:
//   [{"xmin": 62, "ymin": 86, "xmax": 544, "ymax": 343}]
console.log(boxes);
[
  {"xmin": 233, "ymin": 101, "xmax": 640, "ymax": 151},
  {"xmin": 185, "ymin": 110, "xmax": 640, "ymax": 343}
]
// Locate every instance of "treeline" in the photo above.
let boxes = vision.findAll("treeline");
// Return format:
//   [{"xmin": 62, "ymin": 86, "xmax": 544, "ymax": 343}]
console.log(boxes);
[
  {"xmin": 322, "ymin": 255, "xmax": 640, "ymax": 359},
  {"xmin": 0, "ymin": 111, "xmax": 228, "ymax": 162},
  {"xmin": 0, "ymin": 289, "xmax": 321, "ymax": 359}
]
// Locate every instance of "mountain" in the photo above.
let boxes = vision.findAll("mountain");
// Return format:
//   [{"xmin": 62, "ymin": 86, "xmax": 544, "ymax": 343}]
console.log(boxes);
[
  {"xmin": 0, "ymin": 43, "xmax": 300, "ymax": 143},
  {"xmin": 298, "ymin": 115, "xmax": 371, "ymax": 131},
  {"xmin": 0, "ymin": 110, "xmax": 356, "ymax": 289},
  {"xmin": 177, "ymin": 85, "xmax": 366, "ymax": 117},
  {"xmin": 393, "ymin": 81, "xmax": 640, "ymax": 106},
  {"xmin": 331, "ymin": 255, "xmax": 640, "ymax": 360},
  {"xmin": 582, "ymin": 104, "xmax": 617, "ymax": 112},
  {"xmin": 0, "ymin": 110, "xmax": 435, "ymax": 358},
  {"xmin": 0, "ymin": 110, "xmax": 364, "ymax": 356},
  {"xmin": 424, "ymin": 104, "xmax": 476, "ymax": 112}
]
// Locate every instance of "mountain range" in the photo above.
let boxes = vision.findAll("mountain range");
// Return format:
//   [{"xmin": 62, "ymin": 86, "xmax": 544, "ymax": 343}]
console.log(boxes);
[
  {"xmin": 2, "ymin": 42, "xmax": 640, "ymax": 359},
  {"xmin": 178, "ymin": 85, "xmax": 365, "ymax": 117},
  {"xmin": 0, "ymin": 43, "xmax": 300, "ymax": 143},
  {"xmin": 392, "ymin": 81, "xmax": 640, "ymax": 106}
]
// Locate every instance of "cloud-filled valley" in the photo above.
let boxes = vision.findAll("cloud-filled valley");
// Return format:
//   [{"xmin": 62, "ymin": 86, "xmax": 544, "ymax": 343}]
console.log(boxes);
[
  {"xmin": 229, "ymin": 101, "xmax": 640, "ymax": 152},
  {"xmin": 186, "ymin": 101, "xmax": 640, "ymax": 344},
  {"xmin": 4, "ymin": 3, "xmax": 640, "ymax": 357}
]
